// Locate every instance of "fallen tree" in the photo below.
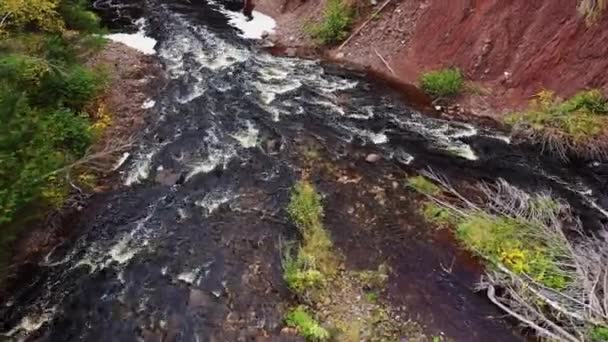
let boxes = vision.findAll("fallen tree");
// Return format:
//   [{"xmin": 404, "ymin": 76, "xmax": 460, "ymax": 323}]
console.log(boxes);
[{"xmin": 410, "ymin": 171, "xmax": 608, "ymax": 342}]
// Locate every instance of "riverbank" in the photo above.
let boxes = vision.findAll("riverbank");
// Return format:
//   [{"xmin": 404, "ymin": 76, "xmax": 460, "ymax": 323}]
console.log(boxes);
[
  {"xmin": 0, "ymin": 40, "xmax": 164, "ymax": 301},
  {"xmin": 255, "ymin": 0, "xmax": 608, "ymax": 118}
]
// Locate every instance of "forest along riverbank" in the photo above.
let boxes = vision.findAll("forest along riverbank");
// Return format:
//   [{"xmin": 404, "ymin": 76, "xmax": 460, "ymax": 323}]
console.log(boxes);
[{"xmin": 1, "ymin": 0, "xmax": 607, "ymax": 341}]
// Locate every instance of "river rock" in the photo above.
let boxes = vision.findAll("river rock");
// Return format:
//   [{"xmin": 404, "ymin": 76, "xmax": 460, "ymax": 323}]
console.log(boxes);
[
  {"xmin": 366, "ymin": 153, "xmax": 382, "ymax": 163},
  {"xmin": 188, "ymin": 289, "xmax": 212, "ymax": 308},
  {"xmin": 285, "ymin": 47, "xmax": 297, "ymax": 57},
  {"xmin": 155, "ymin": 169, "xmax": 181, "ymax": 185}
]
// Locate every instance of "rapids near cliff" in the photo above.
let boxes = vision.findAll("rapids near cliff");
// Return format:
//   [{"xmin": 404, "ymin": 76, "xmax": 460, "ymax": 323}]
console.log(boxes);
[{"xmin": 1, "ymin": 1, "xmax": 608, "ymax": 341}]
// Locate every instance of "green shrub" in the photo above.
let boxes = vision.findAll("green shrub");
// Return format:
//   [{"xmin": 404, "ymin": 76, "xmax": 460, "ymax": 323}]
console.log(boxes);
[
  {"xmin": 0, "ymin": 54, "xmax": 49, "ymax": 89},
  {"xmin": 283, "ymin": 246, "xmax": 325, "ymax": 293},
  {"xmin": 590, "ymin": 325, "xmax": 608, "ymax": 342},
  {"xmin": 407, "ymin": 176, "xmax": 441, "ymax": 196},
  {"xmin": 288, "ymin": 181, "xmax": 324, "ymax": 230},
  {"xmin": 419, "ymin": 68, "xmax": 464, "ymax": 98},
  {"xmin": 58, "ymin": 0, "xmax": 101, "ymax": 33},
  {"xmin": 307, "ymin": 0, "xmax": 352, "ymax": 45},
  {"xmin": 35, "ymin": 64, "xmax": 106, "ymax": 109},
  {"xmin": 285, "ymin": 306, "xmax": 330, "ymax": 341},
  {"xmin": 0, "ymin": 86, "xmax": 92, "ymax": 223},
  {"xmin": 456, "ymin": 212, "xmax": 568, "ymax": 289}
]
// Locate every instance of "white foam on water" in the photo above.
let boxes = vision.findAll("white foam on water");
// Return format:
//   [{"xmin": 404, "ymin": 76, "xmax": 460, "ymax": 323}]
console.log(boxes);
[
  {"xmin": 186, "ymin": 147, "xmax": 235, "ymax": 180},
  {"xmin": 448, "ymin": 144, "xmax": 478, "ymax": 161},
  {"xmin": 393, "ymin": 114, "xmax": 479, "ymax": 161},
  {"xmin": 107, "ymin": 234, "xmax": 138, "ymax": 265},
  {"xmin": 491, "ymin": 134, "xmax": 511, "ymax": 144},
  {"xmin": 177, "ymin": 268, "xmax": 200, "ymax": 284},
  {"xmin": 125, "ymin": 150, "xmax": 156, "ymax": 186},
  {"xmin": 106, "ymin": 19, "xmax": 157, "ymax": 55},
  {"xmin": 4, "ymin": 308, "xmax": 57, "ymax": 338},
  {"xmin": 195, "ymin": 192, "xmax": 235, "ymax": 215},
  {"xmin": 231, "ymin": 121, "xmax": 259, "ymax": 148},
  {"xmin": 347, "ymin": 106, "xmax": 375, "ymax": 120},
  {"xmin": 254, "ymin": 79, "xmax": 302, "ymax": 104},
  {"xmin": 225, "ymin": 10, "xmax": 276, "ymax": 39},
  {"xmin": 314, "ymin": 99, "xmax": 346, "ymax": 116},
  {"xmin": 160, "ymin": 19, "xmax": 249, "ymax": 79},
  {"xmin": 339, "ymin": 124, "xmax": 388, "ymax": 145}
]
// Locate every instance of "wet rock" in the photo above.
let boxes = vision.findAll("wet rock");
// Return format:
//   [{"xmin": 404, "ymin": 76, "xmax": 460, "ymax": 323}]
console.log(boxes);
[
  {"xmin": 366, "ymin": 153, "xmax": 382, "ymax": 163},
  {"xmin": 155, "ymin": 169, "xmax": 181, "ymax": 185},
  {"xmin": 285, "ymin": 47, "xmax": 297, "ymax": 57},
  {"xmin": 280, "ymin": 327, "xmax": 298, "ymax": 336},
  {"xmin": 188, "ymin": 288, "xmax": 212, "ymax": 308},
  {"xmin": 141, "ymin": 329, "xmax": 162, "ymax": 342}
]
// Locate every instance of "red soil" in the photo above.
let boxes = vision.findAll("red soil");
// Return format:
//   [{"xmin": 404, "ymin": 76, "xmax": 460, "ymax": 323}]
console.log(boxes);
[{"xmin": 255, "ymin": 0, "xmax": 608, "ymax": 117}]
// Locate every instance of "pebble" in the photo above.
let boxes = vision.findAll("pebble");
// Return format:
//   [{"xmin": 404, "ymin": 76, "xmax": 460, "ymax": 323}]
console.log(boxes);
[{"xmin": 366, "ymin": 153, "xmax": 382, "ymax": 163}]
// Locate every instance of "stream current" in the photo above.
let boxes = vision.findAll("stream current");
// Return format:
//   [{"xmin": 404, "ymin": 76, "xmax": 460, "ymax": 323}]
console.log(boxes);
[{"xmin": 2, "ymin": 0, "xmax": 608, "ymax": 341}]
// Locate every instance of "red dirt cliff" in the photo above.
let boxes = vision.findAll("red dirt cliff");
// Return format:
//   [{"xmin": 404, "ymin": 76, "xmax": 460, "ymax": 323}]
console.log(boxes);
[{"xmin": 256, "ymin": 0, "xmax": 608, "ymax": 116}]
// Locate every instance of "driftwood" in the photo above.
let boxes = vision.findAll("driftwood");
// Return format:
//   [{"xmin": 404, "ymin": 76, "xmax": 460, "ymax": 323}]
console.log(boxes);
[
  {"xmin": 373, "ymin": 48, "xmax": 395, "ymax": 75},
  {"xmin": 418, "ymin": 170, "xmax": 608, "ymax": 341},
  {"xmin": 338, "ymin": 0, "xmax": 392, "ymax": 50}
]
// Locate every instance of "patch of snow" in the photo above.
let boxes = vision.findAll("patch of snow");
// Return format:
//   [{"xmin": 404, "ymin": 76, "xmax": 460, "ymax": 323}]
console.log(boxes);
[
  {"xmin": 141, "ymin": 99, "xmax": 156, "ymax": 109},
  {"xmin": 225, "ymin": 10, "xmax": 276, "ymax": 39},
  {"xmin": 106, "ymin": 18, "xmax": 157, "ymax": 55}
]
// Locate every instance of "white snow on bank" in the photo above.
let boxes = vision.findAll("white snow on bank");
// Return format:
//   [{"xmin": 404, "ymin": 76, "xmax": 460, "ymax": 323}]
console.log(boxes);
[
  {"xmin": 225, "ymin": 10, "xmax": 276, "ymax": 39},
  {"xmin": 106, "ymin": 18, "xmax": 157, "ymax": 55}
]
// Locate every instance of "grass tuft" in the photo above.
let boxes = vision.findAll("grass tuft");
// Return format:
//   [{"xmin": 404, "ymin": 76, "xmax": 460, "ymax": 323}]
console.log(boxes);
[
  {"xmin": 579, "ymin": 0, "xmax": 607, "ymax": 24},
  {"xmin": 285, "ymin": 306, "xmax": 330, "ymax": 341},
  {"xmin": 419, "ymin": 68, "xmax": 464, "ymax": 99},
  {"xmin": 283, "ymin": 181, "xmax": 338, "ymax": 293},
  {"xmin": 505, "ymin": 89, "xmax": 608, "ymax": 161},
  {"xmin": 407, "ymin": 176, "xmax": 442, "ymax": 196},
  {"xmin": 422, "ymin": 202, "xmax": 456, "ymax": 226},
  {"xmin": 307, "ymin": 0, "xmax": 353, "ymax": 45},
  {"xmin": 590, "ymin": 325, "xmax": 608, "ymax": 342}
]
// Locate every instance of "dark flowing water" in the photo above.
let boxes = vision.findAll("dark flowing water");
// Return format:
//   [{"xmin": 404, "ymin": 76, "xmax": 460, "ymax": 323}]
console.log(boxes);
[{"xmin": 2, "ymin": 1, "xmax": 608, "ymax": 341}]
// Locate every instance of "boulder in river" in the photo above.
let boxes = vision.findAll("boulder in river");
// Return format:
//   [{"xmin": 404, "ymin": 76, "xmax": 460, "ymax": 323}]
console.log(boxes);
[{"xmin": 366, "ymin": 153, "xmax": 382, "ymax": 163}]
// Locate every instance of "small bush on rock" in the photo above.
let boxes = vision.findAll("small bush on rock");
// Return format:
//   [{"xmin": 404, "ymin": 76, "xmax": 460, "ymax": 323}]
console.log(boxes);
[{"xmin": 419, "ymin": 68, "xmax": 464, "ymax": 99}]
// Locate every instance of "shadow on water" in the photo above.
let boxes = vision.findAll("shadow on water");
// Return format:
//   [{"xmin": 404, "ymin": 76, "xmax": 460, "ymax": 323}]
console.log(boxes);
[{"xmin": 1, "ymin": 0, "xmax": 607, "ymax": 341}]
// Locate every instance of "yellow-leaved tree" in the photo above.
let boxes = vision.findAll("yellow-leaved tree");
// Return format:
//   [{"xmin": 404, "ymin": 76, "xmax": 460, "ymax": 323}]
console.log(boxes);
[{"xmin": 0, "ymin": 0, "xmax": 64, "ymax": 35}]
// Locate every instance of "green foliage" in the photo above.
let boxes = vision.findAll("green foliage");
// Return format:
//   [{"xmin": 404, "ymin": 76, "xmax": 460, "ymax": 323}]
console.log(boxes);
[
  {"xmin": 422, "ymin": 201, "xmax": 456, "ymax": 226},
  {"xmin": 288, "ymin": 181, "xmax": 324, "ymax": 230},
  {"xmin": 307, "ymin": 0, "xmax": 352, "ymax": 45},
  {"xmin": 419, "ymin": 68, "xmax": 464, "ymax": 99},
  {"xmin": 506, "ymin": 90, "xmax": 608, "ymax": 143},
  {"xmin": 590, "ymin": 325, "xmax": 608, "ymax": 342},
  {"xmin": 283, "ymin": 181, "xmax": 338, "ymax": 293},
  {"xmin": 0, "ymin": 15, "xmax": 103, "ymax": 226},
  {"xmin": 0, "ymin": 85, "xmax": 92, "ymax": 224},
  {"xmin": 35, "ymin": 64, "xmax": 106, "ymax": 109},
  {"xmin": 456, "ymin": 212, "xmax": 569, "ymax": 289},
  {"xmin": 285, "ymin": 306, "xmax": 330, "ymax": 341},
  {"xmin": 407, "ymin": 176, "xmax": 441, "ymax": 196},
  {"xmin": 283, "ymin": 246, "xmax": 326, "ymax": 293},
  {"xmin": 0, "ymin": 0, "xmax": 65, "ymax": 34},
  {"xmin": 58, "ymin": 0, "xmax": 101, "ymax": 33}
]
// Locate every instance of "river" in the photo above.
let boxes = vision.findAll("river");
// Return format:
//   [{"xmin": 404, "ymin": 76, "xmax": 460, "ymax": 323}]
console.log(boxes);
[{"xmin": 1, "ymin": 0, "xmax": 607, "ymax": 341}]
